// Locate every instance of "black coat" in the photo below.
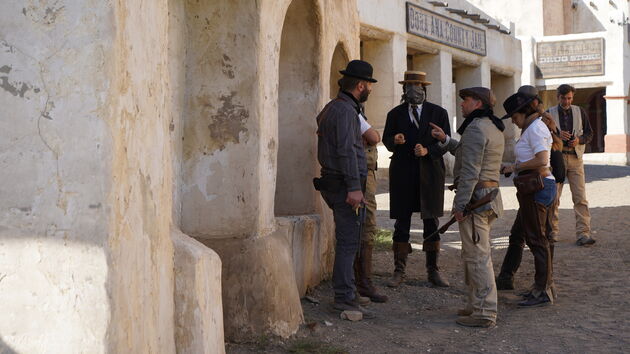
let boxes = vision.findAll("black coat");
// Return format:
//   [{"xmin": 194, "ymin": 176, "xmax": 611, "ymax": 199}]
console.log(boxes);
[{"xmin": 383, "ymin": 102, "xmax": 451, "ymax": 219}]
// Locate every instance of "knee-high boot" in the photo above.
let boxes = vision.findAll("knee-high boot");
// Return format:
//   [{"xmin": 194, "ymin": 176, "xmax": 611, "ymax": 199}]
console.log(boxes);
[
  {"xmin": 354, "ymin": 242, "xmax": 388, "ymax": 302},
  {"xmin": 425, "ymin": 242, "xmax": 449, "ymax": 287},
  {"xmin": 387, "ymin": 242, "xmax": 411, "ymax": 288}
]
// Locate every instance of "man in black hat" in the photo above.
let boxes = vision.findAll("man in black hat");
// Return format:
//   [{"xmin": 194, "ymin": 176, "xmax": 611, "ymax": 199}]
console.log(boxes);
[
  {"xmin": 315, "ymin": 60, "xmax": 377, "ymax": 316},
  {"xmin": 382, "ymin": 71, "xmax": 451, "ymax": 288}
]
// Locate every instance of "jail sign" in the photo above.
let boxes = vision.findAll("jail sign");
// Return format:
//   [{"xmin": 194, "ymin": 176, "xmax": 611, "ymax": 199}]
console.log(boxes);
[
  {"xmin": 406, "ymin": 2, "xmax": 486, "ymax": 56},
  {"xmin": 535, "ymin": 38, "xmax": 605, "ymax": 78}
]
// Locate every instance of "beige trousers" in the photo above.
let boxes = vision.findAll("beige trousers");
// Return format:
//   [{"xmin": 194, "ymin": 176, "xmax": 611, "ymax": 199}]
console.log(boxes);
[
  {"xmin": 362, "ymin": 169, "xmax": 377, "ymax": 245},
  {"xmin": 551, "ymin": 153, "xmax": 591, "ymax": 239},
  {"xmin": 459, "ymin": 210, "xmax": 498, "ymax": 321}
]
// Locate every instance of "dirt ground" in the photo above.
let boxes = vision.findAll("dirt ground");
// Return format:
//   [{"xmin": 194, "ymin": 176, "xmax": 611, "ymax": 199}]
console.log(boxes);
[{"xmin": 228, "ymin": 164, "xmax": 630, "ymax": 353}]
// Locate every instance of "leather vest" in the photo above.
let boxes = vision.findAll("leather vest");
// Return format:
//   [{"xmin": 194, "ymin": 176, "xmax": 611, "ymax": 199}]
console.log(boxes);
[{"xmin": 548, "ymin": 105, "xmax": 585, "ymax": 159}]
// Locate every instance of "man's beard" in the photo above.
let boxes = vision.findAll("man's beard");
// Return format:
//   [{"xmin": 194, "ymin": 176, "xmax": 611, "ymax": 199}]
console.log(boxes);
[{"xmin": 359, "ymin": 88, "xmax": 370, "ymax": 102}]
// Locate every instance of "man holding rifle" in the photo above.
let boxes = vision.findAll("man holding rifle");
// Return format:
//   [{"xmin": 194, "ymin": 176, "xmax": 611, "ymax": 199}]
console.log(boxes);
[{"xmin": 432, "ymin": 87, "xmax": 505, "ymax": 328}]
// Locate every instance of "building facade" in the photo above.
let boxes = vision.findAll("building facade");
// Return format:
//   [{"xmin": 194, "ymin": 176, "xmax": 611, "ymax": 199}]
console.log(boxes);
[
  {"xmin": 358, "ymin": 0, "xmax": 522, "ymax": 165},
  {"xmin": 1, "ymin": 0, "xmax": 527, "ymax": 352},
  {"xmin": 469, "ymin": 0, "xmax": 630, "ymax": 164}
]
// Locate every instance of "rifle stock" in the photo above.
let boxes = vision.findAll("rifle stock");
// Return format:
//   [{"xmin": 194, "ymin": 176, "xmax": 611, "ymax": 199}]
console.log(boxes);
[{"xmin": 423, "ymin": 188, "xmax": 499, "ymax": 241}]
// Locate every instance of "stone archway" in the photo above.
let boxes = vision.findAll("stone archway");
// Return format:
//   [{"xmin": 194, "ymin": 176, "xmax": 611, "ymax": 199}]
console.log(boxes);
[
  {"xmin": 275, "ymin": 0, "xmax": 320, "ymax": 216},
  {"xmin": 329, "ymin": 42, "xmax": 349, "ymax": 99}
]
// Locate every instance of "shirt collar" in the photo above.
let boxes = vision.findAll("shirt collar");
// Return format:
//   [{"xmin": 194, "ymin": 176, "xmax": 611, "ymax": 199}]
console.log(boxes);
[
  {"xmin": 408, "ymin": 103, "xmax": 423, "ymax": 111},
  {"xmin": 338, "ymin": 91, "xmax": 362, "ymax": 113}
]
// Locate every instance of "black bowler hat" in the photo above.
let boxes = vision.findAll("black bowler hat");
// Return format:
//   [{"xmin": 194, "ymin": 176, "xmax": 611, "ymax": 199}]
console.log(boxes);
[{"xmin": 339, "ymin": 60, "xmax": 377, "ymax": 83}]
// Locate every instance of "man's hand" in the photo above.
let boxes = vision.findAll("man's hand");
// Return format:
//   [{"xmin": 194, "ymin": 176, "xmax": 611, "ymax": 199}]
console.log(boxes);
[
  {"xmin": 414, "ymin": 143, "xmax": 428, "ymax": 157},
  {"xmin": 429, "ymin": 122, "xmax": 447, "ymax": 143},
  {"xmin": 394, "ymin": 133, "xmax": 406, "ymax": 145},
  {"xmin": 560, "ymin": 130, "xmax": 572, "ymax": 141},
  {"xmin": 345, "ymin": 190, "xmax": 365, "ymax": 209},
  {"xmin": 568, "ymin": 136, "xmax": 578, "ymax": 147},
  {"xmin": 500, "ymin": 163, "xmax": 515, "ymax": 174},
  {"xmin": 454, "ymin": 210, "xmax": 466, "ymax": 222}
]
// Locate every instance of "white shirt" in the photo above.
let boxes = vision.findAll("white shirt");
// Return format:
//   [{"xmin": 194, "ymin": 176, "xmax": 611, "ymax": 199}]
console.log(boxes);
[
  {"xmin": 407, "ymin": 104, "xmax": 423, "ymax": 128},
  {"xmin": 359, "ymin": 113, "xmax": 371, "ymax": 134},
  {"xmin": 515, "ymin": 118, "xmax": 555, "ymax": 180}
]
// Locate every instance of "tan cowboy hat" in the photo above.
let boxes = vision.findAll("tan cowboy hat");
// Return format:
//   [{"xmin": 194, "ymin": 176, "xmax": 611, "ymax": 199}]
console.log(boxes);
[{"xmin": 399, "ymin": 71, "xmax": 431, "ymax": 85}]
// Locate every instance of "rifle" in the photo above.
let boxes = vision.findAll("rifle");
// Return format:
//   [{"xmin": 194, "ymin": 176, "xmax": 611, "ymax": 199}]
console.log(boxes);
[
  {"xmin": 355, "ymin": 202, "xmax": 366, "ymax": 253},
  {"xmin": 424, "ymin": 188, "xmax": 499, "ymax": 242}
]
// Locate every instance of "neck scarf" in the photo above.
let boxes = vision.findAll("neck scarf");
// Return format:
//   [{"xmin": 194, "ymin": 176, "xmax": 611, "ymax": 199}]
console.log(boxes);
[{"xmin": 457, "ymin": 108, "xmax": 505, "ymax": 135}]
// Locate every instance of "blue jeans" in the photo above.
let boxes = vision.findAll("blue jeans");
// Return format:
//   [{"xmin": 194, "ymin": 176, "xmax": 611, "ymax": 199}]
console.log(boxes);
[{"xmin": 534, "ymin": 178, "xmax": 557, "ymax": 207}]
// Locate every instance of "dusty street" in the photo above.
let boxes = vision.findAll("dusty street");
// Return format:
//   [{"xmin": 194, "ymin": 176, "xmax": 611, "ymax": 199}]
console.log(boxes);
[{"xmin": 228, "ymin": 163, "xmax": 630, "ymax": 353}]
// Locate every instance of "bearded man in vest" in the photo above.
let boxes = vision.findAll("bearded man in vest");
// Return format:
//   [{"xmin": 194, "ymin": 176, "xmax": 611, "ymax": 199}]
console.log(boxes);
[
  {"xmin": 547, "ymin": 84, "xmax": 595, "ymax": 246},
  {"xmin": 382, "ymin": 71, "xmax": 451, "ymax": 288}
]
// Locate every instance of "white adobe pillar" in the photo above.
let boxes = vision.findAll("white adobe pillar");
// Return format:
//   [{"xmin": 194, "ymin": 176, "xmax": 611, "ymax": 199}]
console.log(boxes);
[
  {"xmin": 363, "ymin": 33, "xmax": 408, "ymax": 129},
  {"xmin": 412, "ymin": 50, "xmax": 454, "ymax": 116}
]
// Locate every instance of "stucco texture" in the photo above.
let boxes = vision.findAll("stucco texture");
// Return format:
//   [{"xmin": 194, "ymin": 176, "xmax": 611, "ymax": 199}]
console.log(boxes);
[{"xmin": 0, "ymin": 0, "xmax": 191, "ymax": 352}]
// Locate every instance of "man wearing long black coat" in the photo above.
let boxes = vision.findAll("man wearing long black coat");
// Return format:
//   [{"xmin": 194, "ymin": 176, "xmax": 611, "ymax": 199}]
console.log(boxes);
[{"xmin": 383, "ymin": 71, "xmax": 451, "ymax": 288}]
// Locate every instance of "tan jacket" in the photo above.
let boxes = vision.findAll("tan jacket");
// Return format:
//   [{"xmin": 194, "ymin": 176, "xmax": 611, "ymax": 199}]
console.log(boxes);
[{"xmin": 452, "ymin": 116, "xmax": 504, "ymax": 217}]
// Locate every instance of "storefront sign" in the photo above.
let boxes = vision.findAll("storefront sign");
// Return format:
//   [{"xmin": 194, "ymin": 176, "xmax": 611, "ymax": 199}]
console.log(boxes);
[
  {"xmin": 406, "ymin": 2, "xmax": 486, "ymax": 56},
  {"xmin": 535, "ymin": 38, "xmax": 605, "ymax": 78}
]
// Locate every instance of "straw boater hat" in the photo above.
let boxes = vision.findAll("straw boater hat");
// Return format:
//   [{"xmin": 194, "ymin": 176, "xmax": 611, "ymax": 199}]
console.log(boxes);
[{"xmin": 399, "ymin": 71, "xmax": 432, "ymax": 85}]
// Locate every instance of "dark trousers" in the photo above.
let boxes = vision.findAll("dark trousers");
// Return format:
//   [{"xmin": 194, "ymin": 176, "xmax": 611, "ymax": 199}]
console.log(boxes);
[
  {"xmin": 498, "ymin": 183, "xmax": 555, "ymax": 293},
  {"xmin": 393, "ymin": 214, "xmax": 439, "ymax": 248},
  {"xmin": 498, "ymin": 180, "xmax": 558, "ymax": 288},
  {"xmin": 321, "ymin": 188, "xmax": 362, "ymax": 302}
]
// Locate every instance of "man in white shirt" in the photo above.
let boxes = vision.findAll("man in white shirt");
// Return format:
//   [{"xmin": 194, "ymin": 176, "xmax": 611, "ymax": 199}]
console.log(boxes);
[{"xmin": 354, "ymin": 110, "xmax": 388, "ymax": 303}]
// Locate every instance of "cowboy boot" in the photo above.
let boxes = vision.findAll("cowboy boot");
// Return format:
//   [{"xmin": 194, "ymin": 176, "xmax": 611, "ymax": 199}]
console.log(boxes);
[
  {"xmin": 387, "ymin": 242, "xmax": 411, "ymax": 288},
  {"xmin": 425, "ymin": 243, "xmax": 449, "ymax": 287},
  {"xmin": 355, "ymin": 242, "xmax": 388, "ymax": 302}
]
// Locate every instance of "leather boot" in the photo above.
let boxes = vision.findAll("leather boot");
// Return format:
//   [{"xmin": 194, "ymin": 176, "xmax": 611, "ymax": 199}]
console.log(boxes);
[
  {"xmin": 496, "ymin": 244, "xmax": 524, "ymax": 290},
  {"xmin": 354, "ymin": 242, "xmax": 388, "ymax": 302},
  {"xmin": 387, "ymin": 242, "xmax": 411, "ymax": 288},
  {"xmin": 425, "ymin": 247, "xmax": 449, "ymax": 287}
]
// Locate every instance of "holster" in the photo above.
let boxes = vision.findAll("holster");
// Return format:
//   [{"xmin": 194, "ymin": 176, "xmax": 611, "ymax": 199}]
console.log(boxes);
[
  {"xmin": 513, "ymin": 170, "xmax": 544, "ymax": 195},
  {"xmin": 312, "ymin": 174, "xmax": 345, "ymax": 192}
]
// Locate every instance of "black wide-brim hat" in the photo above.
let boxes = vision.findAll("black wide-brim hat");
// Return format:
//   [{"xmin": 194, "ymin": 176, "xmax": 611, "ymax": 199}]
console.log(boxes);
[
  {"xmin": 502, "ymin": 92, "xmax": 535, "ymax": 119},
  {"xmin": 339, "ymin": 60, "xmax": 378, "ymax": 83}
]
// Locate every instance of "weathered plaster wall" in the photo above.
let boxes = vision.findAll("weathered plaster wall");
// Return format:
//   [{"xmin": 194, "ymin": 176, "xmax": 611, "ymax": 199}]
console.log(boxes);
[
  {"xmin": 180, "ymin": 0, "xmax": 359, "ymax": 340},
  {"xmin": 0, "ymin": 1, "xmax": 113, "ymax": 352},
  {"xmin": 173, "ymin": 230, "xmax": 225, "ymax": 354},
  {"xmin": 105, "ymin": 0, "xmax": 176, "ymax": 352},
  {"xmin": 180, "ymin": 0, "xmax": 261, "ymax": 239},
  {"xmin": 1, "ymin": 0, "xmax": 182, "ymax": 352}
]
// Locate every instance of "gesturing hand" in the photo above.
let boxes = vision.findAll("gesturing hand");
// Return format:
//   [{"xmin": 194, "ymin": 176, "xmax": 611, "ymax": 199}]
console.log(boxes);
[
  {"xmin": 394, "ymin": 133, "xmax": 406, "ymax": 145},
  {"xmin": 414, "ymin": 143, "xmax": 428, "ymax": 157},
  {"xmin": 429, "ymin": 122, "xmax": 447, "ymax": 143}
]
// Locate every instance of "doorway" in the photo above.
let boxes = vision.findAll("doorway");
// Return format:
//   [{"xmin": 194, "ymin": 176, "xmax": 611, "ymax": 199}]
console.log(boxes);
[{"xmin": 275, "ymin": 0, "xmax": 320, "ymax": 216}]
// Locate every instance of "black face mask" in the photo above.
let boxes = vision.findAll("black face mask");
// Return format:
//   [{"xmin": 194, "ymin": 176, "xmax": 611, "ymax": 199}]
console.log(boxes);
[{"xmin": 404, "ymin": 85, "xmax": 425, "ymax": 105}]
